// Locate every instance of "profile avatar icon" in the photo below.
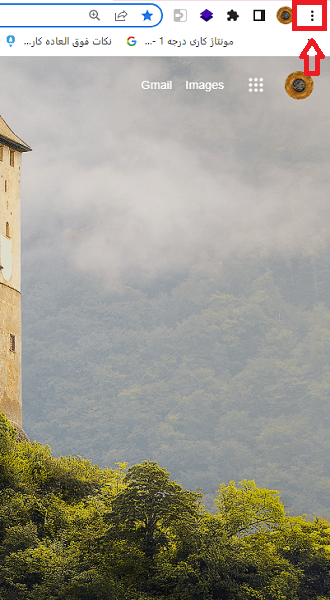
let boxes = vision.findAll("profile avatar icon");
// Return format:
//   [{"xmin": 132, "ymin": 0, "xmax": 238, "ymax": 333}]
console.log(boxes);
[
  {"xmin": 277, "ymin": 6, "xmax": 292, "ymax": 23},
  {"xmin": 285, "ymin": 71, "xmax": 314, "ymax": 99}
]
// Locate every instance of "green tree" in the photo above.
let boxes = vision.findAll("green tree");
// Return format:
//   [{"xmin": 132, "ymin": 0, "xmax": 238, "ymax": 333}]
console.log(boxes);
[
  {"xmin": 215, "ymin": 479, "xmax": 286, "ymax": 537},
  {"xmin": 110, "ymin": 461, "xmax": 202, "ymax": 561},
  {"xmin": 273, "ymin": 517, "xmax": 330, "ymax": 599}
]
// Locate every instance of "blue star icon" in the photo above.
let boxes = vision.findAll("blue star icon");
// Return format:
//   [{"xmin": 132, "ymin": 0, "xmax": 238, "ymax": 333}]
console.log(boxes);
[{"xmin": 142, "ymin": 9, "xmax": 153, "ymax": 20}]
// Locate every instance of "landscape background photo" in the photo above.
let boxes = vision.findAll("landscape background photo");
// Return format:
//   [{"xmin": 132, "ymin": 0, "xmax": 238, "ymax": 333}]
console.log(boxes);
[{"xmin": 0, "ymin": 56, "xmax": 329, "ymax": 515}]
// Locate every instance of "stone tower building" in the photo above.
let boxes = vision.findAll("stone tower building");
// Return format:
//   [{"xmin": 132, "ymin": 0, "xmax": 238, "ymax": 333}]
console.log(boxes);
[{"xmin": 0, "ymin": 116, "xmax": 31, "ymax": 427}]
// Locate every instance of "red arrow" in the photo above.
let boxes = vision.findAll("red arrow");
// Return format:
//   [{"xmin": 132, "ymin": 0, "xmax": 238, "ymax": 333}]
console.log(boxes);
[{"xmin": 299, "ymin": 38, "xmax": 325, "ymax": 76}]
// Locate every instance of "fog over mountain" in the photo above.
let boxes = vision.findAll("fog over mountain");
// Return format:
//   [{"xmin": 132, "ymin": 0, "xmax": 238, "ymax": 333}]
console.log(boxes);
[{"xmin": 0, "ymin": 57, "xmax": 328, "ymax": 286}]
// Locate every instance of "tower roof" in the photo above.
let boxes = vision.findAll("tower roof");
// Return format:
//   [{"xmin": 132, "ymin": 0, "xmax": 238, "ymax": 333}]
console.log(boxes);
[{"xmin": 0, "ymin": 116, "xmax": 31, "ymax": 152}]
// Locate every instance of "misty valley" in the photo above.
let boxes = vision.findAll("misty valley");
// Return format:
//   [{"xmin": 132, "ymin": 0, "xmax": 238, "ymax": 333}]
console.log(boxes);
[{"xmin": 22, "ymin": 248, "xmax": 330, "ymax": 519}]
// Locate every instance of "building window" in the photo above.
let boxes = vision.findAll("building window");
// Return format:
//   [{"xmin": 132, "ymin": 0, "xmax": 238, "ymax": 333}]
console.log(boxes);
[
  {"xmin": 0, "ymin": 145, "xmax": 3, "ymax": 161},
  {"xmin": 5, "ymin": 222, "xmax": 10, "ymax": 238},
  {"xmin": 9, "ymin": 334, "xmax": 15, "ymax": 352},
  {"xmin": 9, "ymin": 150, "xmax": 14, "ymax": 167},
  {"xmin": 4, "ymin": 180, "xmax": 7, "ymax": 192}
]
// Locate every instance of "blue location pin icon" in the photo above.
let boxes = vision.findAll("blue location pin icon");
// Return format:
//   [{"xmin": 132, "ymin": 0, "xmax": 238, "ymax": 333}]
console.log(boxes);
[{"xmin": 6, "ymin": 35, "xmax": 15, "ymax": 47}]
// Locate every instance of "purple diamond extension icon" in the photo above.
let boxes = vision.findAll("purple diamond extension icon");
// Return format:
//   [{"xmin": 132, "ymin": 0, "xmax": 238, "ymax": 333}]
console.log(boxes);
[{"xmin": 200, "ymin": 9, "xmax": 213, "ymax": 21}]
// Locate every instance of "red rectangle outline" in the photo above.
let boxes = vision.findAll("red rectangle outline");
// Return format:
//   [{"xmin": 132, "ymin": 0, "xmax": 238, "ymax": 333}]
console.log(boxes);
[{"xmin": 292, "ymin": 0, "xmax": 327, "ymax": 31}]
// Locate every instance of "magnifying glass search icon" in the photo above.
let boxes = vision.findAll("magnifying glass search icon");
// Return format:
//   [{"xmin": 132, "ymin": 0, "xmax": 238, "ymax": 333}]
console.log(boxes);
[{"xmin": 89, "ymin": 9, "xmax": 100, "ymax": 20}]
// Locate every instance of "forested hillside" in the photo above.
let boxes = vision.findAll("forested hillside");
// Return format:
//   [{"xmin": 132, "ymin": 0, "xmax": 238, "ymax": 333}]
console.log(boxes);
[
  {"xmin": 22, "ymin": 248, "xmax": 330, "ymax": 517},
  {"xmin": 1, "ymin": 415, "xmax": 330, "ymax": 600}
]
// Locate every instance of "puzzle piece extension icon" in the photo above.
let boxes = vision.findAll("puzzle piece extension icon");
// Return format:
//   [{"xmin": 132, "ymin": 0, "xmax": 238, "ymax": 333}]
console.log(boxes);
[{"xmin": 227, "ymin": 9, "xmax": 239, "ymax": 21}]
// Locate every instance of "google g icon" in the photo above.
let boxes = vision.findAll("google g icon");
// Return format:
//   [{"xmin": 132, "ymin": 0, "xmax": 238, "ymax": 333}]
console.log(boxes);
[{"xmin": 127, "ymin": 36, "xmax": 137, "ymax": 46}]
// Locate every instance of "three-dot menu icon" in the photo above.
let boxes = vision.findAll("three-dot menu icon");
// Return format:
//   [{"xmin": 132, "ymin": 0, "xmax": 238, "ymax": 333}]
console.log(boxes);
[{"xmin": 292, "ymin": 0, "xmax": 327, "ymax": 30}]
